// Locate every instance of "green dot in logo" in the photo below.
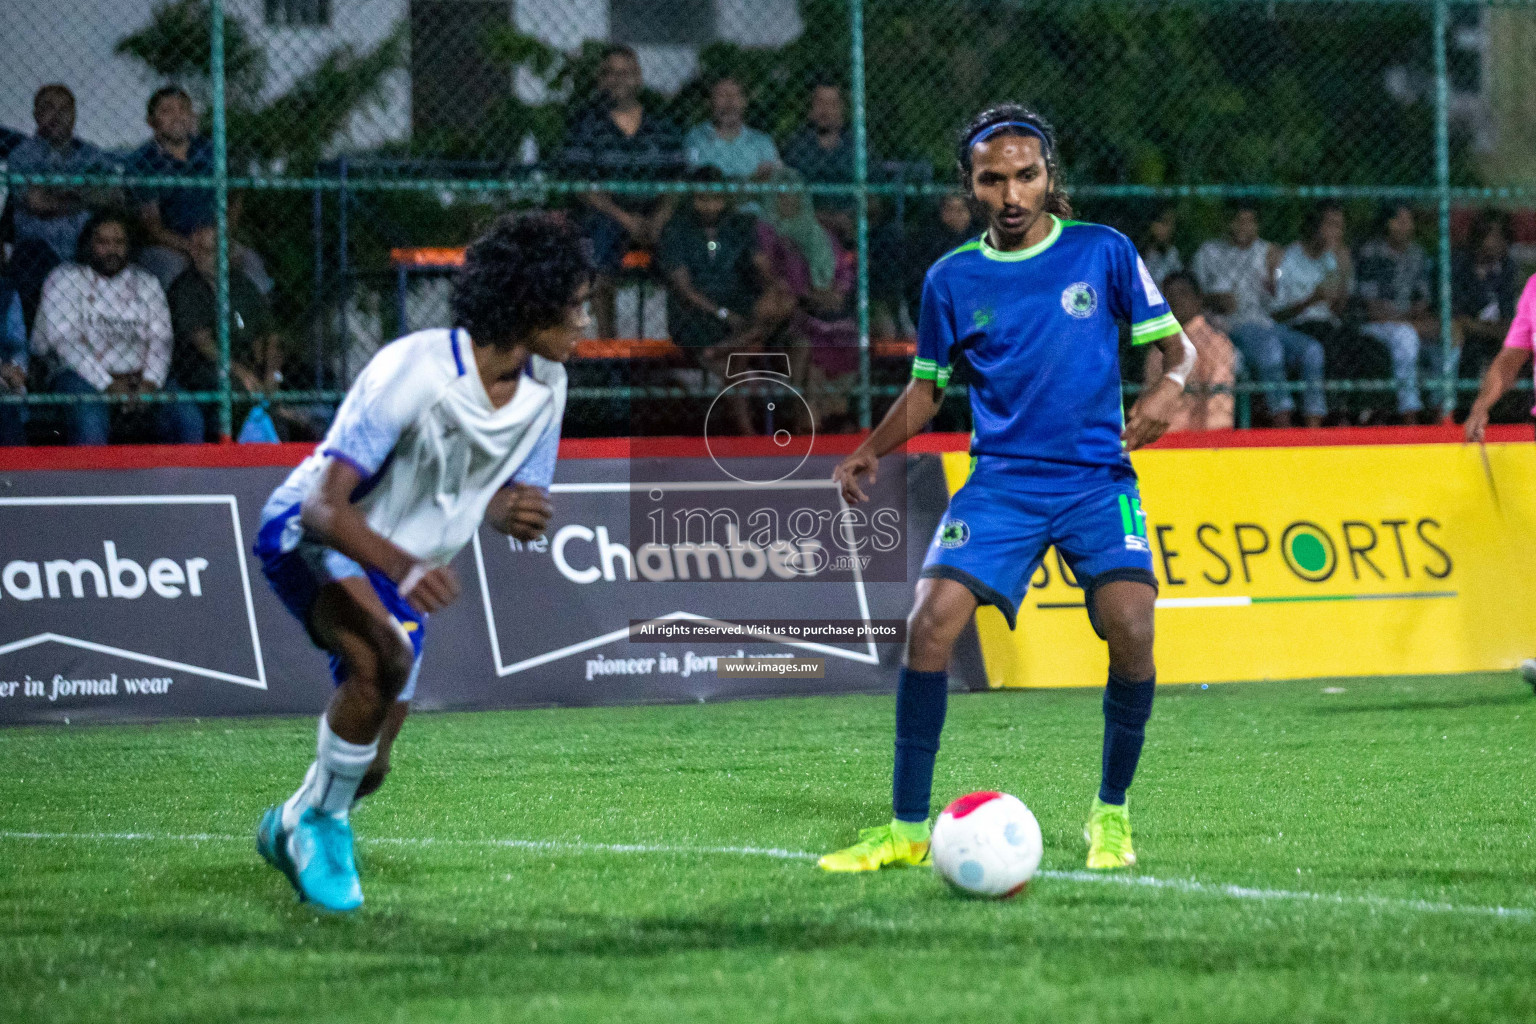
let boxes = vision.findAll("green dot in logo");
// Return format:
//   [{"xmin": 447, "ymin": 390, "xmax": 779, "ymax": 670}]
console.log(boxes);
[
  {"xmin": 1280, "ymin": 522, "xmax": 1337, "ymax": 582},
  {"xmin": 1290, "ymin": 533, "xmax": 1327, "ymax": 573}
]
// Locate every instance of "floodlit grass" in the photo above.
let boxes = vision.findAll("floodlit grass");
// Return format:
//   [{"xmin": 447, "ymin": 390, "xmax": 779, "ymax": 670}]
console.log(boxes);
[{"xmin": 2, "ymin": 673, "xmax": 1533, "ymax": 1023}]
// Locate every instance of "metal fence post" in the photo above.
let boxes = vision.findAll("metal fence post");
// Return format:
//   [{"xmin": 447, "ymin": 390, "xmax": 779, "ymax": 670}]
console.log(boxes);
[
  {"xmin": 849, "ymin": 0, "xmax": 872, "ymax": 431},
  {"xmin": 1433, "ymin": 0, "xmax": 1454, "ymax": 419},
  {"xmin": 210, "ymin": 0, "xmax": 232, "ymax": 440}
]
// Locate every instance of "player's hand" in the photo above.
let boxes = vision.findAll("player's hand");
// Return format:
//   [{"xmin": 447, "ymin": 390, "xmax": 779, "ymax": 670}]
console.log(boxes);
[
  {"xmin": 833, "ymin": 449, "xmax": 879, "ymax": 504},
  {"xmin": 1123, "ymin": 377, "xmax": 1184, "ymax": 451},
  {"xmin": 397, "ymin": 561, "xmax": 460, "ymax": 614},
  {"xmin": 1464, "ymin": 405, "xmax": 1490, "ymax": 443},
  {"xmin": 496, "ymin": 483, "xmax": 554, "ymax": 541}
]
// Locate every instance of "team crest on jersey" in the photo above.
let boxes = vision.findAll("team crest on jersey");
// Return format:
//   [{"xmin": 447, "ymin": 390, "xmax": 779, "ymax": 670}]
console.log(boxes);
[
  {"xmin": 1061, "ymin": 282, "xmax": 1098, "ymax": 318},
  {"xmin": 972, "ymin": 306, "xmax": 995, "ymax": 329},
  {"xmin": 937, "ymin": 518, "xmax": 970, "ymax": 549}
]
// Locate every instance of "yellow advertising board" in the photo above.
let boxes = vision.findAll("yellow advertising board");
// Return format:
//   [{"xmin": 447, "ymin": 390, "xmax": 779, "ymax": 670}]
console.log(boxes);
[{"xmin": 939, "ymin": 441, "xmax": 1536, "ymax": 687}]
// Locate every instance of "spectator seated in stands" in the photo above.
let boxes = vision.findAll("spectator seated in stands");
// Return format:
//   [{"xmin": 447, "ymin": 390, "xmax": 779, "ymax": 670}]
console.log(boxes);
[
  {"xmin": 756, "ymin": 167, "xmax": 857, "ymax": 430},
  {"xmin": 1193, "ymin": 204, "xmax": 1325, "ymax": 427},
  {"xmin": 561, "ymin": 44, "xmax": 685, "ymax": 338},
  {"xmin": 1355, "ymin": 204, "xmax": 1439, "ymax": 423},
  {"xmin": 684, "ymin": 75, "xmax": 780, "ymax": 185},
  {"xmin": 782, "ymin": 79, "xmax": 855, "ymax": 243},
  {"xmin": 1139, "ymin": 205, "xmax": 1182, "ymax": 287},
  {"xmin": 0, "ymin": 273, "xmax": 26, "ymax": 446},
  {"xmin": 167, "ymin": 223, "xmax": 284, "ymax": 439},
  {"xmin": 6, "ymin": 84, "xmax": 121, "ymax": 326},
  {"xmin": 31, "ymin": 211, "xmax": 202, "ymax": 445},
  {"xmin": 1453, "ymin": 209, "xmax": 1521, "ymax": 388},
  {"xmin": 125, "ymin": 86, "xmax": 269, "ymax": 294},
  {"xmin": 658, "ymin": 167, "xmax": 794, "ymax": 434},
  {"xmin": 1143, "ymin": 272, "xmax": 1235, "ymax": 432},
  {"xmin": 877, "ymin": 191, "xmax": 975, "ymax": 338},
  {"xmin": 658, "ymin": 167, "xmax": 788, "ymax": 354},
  {"xmin": 1269, "ymin": 204, "xmax": 1387, "ymax": 423}
]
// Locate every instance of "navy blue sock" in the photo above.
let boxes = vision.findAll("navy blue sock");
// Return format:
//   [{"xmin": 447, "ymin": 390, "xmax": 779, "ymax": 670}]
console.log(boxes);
[
  {"xmin": 892, "ymin": 667, "xmax": 948, "ymax": 822},
  {"xmin": 1099, "ymin": 670, "xmax": 1155, "ymax": 805}
]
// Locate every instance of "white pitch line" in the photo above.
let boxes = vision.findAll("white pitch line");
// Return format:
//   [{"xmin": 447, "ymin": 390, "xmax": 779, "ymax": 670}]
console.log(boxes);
[
  {"xmin": 1035, "ymin": 869, "xmax": 1535, "ymax": 920},
  {"xmin": 2, "ymin": 830, "xmax": 1530, "ymax": 922}
]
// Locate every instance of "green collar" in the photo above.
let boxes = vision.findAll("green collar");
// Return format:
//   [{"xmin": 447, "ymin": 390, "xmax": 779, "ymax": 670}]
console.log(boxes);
[{"xmin": 979, "ymin": 215, "xmax": 1062, "ymax": 262}]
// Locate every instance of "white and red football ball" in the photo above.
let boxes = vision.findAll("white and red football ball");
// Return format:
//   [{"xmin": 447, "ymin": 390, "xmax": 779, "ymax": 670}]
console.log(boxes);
[{"xmin": 931, "ymin": 791, "xmax": 1043, "ymax": 898}]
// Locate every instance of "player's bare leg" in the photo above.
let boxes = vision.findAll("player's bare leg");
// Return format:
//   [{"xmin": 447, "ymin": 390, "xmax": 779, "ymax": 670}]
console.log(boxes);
[
  {"xmin": 313, "ymin": 579, "xmax": 417, "ymax": 743},
  {"xmin": 906, "ymin": 577, "xmax": 980, "ymax": 672},
  {"xmin": 820, "ymin": 577, "xmax": 976, "ymax": 871},
  {"xmin": 1094, "ymin": 579, "xmax": 1156, "ymax": 682},
  {"xmin": 1084, "ymin": 578, "xmax": 1158, "ymax": 869},
  {"xmin": 258, "ymin": 578, "xmax": 415, "ymax": 910}
]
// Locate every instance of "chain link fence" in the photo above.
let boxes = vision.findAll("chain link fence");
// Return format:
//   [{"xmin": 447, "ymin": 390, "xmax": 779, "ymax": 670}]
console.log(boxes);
[{"xmin": 1, "ymin": 0, "xmax": 1534, "ymax": 443}]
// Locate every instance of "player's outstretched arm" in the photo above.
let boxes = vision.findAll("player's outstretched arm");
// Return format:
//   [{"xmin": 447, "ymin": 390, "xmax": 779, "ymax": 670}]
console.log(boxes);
[
  {"xmin": 486, "ymin": 483, "xmax": 553, "ymax": 541},
  {"xmin": 1124, "ymin": 331, "xmax": 1194, "ymax": 451},
  {"xmin": 300, "ymin": 459, "xmax": 460, "ymax": 613},
  {"xmin": 1465, "ymin": 347, "xmax": 1529, "ymax": 442},
  {"xmin": 833, "ymin": 378, "xmax": 942, "ymax": 504}
]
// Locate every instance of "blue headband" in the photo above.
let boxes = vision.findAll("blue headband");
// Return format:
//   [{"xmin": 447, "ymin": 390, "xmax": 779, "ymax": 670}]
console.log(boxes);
[{"xmin": 969, "ymin": 120, "xmax": 1048, "ymax": 151}]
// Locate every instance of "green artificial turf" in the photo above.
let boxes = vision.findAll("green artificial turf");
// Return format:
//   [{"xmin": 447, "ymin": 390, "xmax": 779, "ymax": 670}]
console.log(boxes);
[{"xmin": 2, "ymin": 673, "xmax": 1533, "ymax": 1023}]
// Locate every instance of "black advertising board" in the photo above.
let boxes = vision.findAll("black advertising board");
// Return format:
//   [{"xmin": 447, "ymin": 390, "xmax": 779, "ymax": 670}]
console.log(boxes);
[{"xmin": 0, "ymin": 446, "xmax": 982, "ymax": 724}]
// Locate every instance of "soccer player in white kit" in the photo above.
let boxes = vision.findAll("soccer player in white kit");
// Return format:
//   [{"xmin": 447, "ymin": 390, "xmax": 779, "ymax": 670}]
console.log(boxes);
[{"xmin": 253, "ymin": 214, "xmax": 591, "ymax": 911}]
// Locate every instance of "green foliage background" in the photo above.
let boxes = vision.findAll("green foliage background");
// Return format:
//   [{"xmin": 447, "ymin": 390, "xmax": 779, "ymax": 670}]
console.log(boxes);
[{"xmin": 113, "ymin": 0, "xmax": 1475, "ymax": 378}]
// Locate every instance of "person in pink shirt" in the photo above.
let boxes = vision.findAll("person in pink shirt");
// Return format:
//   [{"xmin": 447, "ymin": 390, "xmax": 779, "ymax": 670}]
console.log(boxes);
[
  {"xmin": 1464, "ymin": 270, "xmax": 1536, "ymax": 442},
  {"xmin": 1463, "ymin": 270, "xmax": 1536, "ymax": 690}
]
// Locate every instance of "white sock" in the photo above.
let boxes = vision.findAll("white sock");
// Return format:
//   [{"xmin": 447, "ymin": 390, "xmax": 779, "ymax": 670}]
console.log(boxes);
[
  {"xmin": 280, "ymin": 716, "xmax": 378, "ymax": 828},
  {"xmin": 281, "ymin": 762, "xmax": 317, "ymax": 831}
]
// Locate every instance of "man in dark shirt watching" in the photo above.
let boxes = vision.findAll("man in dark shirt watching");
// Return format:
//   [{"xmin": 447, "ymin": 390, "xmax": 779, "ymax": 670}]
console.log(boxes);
[
  {"xmin": 658, "ymin": 167, "xmax": 792, "ymax": 434},
  {"xmin": 561, "ymin": 45, "xmax": 684, "ymax": 337},
  {"xmin": 782, "ymin": 80, "xmax": 855, "ymax": 242},
  {"xmin": 167, "ymin": 223, "xmax": 281, "ymax": 437},
  {"xmin": 127, "ymin": 86, "xmax": 268, "ymax": 293},
  {"xmin": 658, "ymin": 166, "xmax": 767, "ymax": 353}
]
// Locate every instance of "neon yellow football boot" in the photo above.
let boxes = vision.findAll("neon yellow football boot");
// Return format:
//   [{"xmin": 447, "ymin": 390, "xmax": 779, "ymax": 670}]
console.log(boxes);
[
  {"xmin": 1085, "ymin": 797, "xmax": 1137, "ymax": 870},
  {"xmin": 818, "ymin": 819, "xmax": 931, "ymax": 872}
]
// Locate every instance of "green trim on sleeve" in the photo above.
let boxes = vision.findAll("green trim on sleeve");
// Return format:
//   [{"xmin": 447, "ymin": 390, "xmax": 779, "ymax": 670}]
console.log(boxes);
[
  {"xmin": 911, "ymin": 359, "xmax": 952, "ymax": 387},
  {"xmin": 1130, "ymin": 312, "xmax": 1181, "ymax": 346}
]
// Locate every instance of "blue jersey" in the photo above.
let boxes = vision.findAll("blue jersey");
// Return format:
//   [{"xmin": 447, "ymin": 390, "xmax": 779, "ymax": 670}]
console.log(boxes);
[{"xmin": 914, "ymin": 216, "xmax": 1181, "ymax": 489}]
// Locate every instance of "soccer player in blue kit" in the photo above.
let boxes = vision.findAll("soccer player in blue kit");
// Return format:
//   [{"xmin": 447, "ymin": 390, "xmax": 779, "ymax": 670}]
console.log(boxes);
[{"xmin": 819, "ymin": 105, "xmax": 1194, "ymax": 872}]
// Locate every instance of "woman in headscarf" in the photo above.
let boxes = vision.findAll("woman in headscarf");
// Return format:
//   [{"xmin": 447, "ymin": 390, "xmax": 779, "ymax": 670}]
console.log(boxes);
[{"xmin": 754, "ymin": 167, "xmax": 858, "ymax": 428}]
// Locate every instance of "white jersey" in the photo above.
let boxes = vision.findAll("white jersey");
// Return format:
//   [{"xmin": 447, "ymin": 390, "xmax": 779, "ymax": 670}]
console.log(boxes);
[{"xmin": 262, "ymin": 328, "xmax": 565, "ymax": 566}]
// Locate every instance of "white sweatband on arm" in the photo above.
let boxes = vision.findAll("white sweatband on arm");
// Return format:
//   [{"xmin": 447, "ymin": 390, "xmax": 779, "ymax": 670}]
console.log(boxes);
[{"xmin": 1162, "ymin": 331, "xmax": 1198, "ymax": 388}]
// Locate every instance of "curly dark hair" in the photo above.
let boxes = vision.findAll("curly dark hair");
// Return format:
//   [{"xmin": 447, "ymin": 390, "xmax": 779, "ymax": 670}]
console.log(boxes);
[
  {"xmin": 450, "ymin": 213, "xmax": 593, "ymax": 349},
  {"xmin": 955, "ymin": 103, "xmax": 1071, "ymax": 218}
]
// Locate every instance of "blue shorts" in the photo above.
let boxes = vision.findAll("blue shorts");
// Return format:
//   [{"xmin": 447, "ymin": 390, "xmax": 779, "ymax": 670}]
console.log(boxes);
[
  {"xmin": 253, "ymin": 505, "xmax": 425, "ymax": 701},
  {"xmin": 921, "ymin": 473, "xmax": 1157, "ymax": 632}
]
